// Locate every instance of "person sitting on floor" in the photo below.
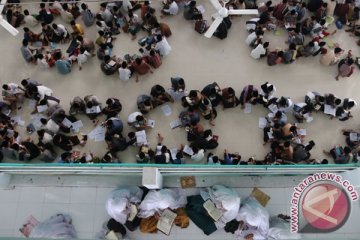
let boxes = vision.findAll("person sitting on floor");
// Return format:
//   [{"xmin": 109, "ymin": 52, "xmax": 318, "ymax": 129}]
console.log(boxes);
[
  {"xmin": 101, "ymin": 55, "xmax": 121, "ymax": 75},
  {"xmin": 103, "ymin": 97, "xmax": 122, "ymax": 119},
  {"xmin": 222, "ymin": 87, "xmax": 240, "ymax": 109},
  {"xmin": 137, "ymin": 94, "xmax": 155, "ymax": 114},
  {"xmin": 131, "ymin": 57, "xmax": 153, "ymax": 82},
  {"xmin": 183, "ymin": 0, "xmax": 201, "ymax": 20},
  {"xmin": 150, "ymin": 84, "xmax": 174, "ymax": 106}
]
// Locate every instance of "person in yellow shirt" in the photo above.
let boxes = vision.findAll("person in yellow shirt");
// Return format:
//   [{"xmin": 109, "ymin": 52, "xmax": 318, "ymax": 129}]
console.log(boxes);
[{"xmin": 70, "ymin": 20, "xmax": 84, "ymax": 36}]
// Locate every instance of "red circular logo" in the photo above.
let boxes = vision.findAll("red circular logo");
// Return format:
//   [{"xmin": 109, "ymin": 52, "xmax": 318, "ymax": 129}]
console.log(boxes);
[{"xmin": 301, "ymin": 183, "xmax": 350, "ymax": 232}]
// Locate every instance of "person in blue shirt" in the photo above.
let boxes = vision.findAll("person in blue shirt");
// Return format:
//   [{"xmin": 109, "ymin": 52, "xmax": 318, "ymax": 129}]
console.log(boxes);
[{"xmin": 54, "ymin": 51, "xmax": 72, "ymax": 74}]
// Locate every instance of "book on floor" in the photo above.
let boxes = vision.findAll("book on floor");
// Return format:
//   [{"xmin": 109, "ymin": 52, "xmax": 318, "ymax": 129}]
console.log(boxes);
[
  {"xmin": 19, "ymin": 215, "xmax": 39, "ymax": 237},
  {"xmin": 203, "ymin": 199, "xmax": 223, "ymax": 222},
  {"xmin": 105, "ymin": 230, "xmax": 118, "ymax": 240},
  {"xmin": 157, "ymin": 209, "xmax": 177, "ymax": 235}
]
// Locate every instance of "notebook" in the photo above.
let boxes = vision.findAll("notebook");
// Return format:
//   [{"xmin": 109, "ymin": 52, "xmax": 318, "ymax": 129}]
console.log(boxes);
[
  {"xmin": 37, "ymin": 104, "xmax": 48, "ymax": 113},
  {"xmin": 203, "ymin": 199, "xmax": 223, "ymax": 222},
  {"xmin": 182, "ymin": 145, "xmax": 194, "ymax": 156},
  {"xmin": 157, "ymin": 209, "xmax": 177, "ymax": 235},
  {"xmin": 250, "ymin": 187, "xmax": 271, "ymax": 207},
  {"xmin": 128, "ymin": 204, "xmax": 138, "ymax": 222},
  {"xmin": 147, "ymin": 119, "xmax": 155, "ymax": 128},
  {"xmin": 170, "ymin": 119, "xmax": 182, "ymax": 129},
  {"xmin": 19, "ymin": 215, "xmax": 39, "ymax": 237}
]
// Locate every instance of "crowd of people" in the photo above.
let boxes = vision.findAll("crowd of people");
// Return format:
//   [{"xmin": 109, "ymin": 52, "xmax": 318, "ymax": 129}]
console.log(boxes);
[
  {"xmin": 16, "ymin": 0, "xmax": 173, "ymax": 79},
  {"xmin": 244, "ymin": 0, "xmax": 360, "ymax": 80},
  {"xmin": 0, "ymin": 0, "xmax": 359, "ymax": 165}
]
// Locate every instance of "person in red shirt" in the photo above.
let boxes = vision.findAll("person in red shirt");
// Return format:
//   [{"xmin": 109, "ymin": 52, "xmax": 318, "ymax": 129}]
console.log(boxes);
[{"xmin": 131, "ymin": 57, "xmax": 153, "ymax": 82}]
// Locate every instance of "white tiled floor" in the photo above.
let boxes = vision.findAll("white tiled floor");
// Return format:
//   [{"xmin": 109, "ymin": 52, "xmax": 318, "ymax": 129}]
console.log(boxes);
[{"xmin": 0, "ymin": 183, "xmax": 359, "ymax": 239}]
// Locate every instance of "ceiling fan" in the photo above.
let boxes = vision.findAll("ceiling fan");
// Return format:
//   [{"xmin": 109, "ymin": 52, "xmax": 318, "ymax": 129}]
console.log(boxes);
[
  {"xmin": 204, "ymin": 0, "xmax": 259, "ymax": 38},
  {"xmin": 0, "ymin": 0, "xmax": 19, "ymax": 36}
]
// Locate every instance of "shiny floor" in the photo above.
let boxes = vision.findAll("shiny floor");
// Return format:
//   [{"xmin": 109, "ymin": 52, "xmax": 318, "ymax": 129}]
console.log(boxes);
[{"xmin": 0, "ymin": 1, "xmax": 359, "ymax": 165}]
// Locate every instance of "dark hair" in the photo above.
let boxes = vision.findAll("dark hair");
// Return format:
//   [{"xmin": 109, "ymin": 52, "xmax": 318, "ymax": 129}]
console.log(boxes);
[
  {"xmin": 344, "ymin": 147, "xmax": 351, "ymax": 154},
  {"xmin": 161, "ymin": 145, "xmax": 168, "ymax": 153},
  {"xmin": 22, "ymin": 39, "xmax": 29, "ymax": 46},
  {"xmin": 275, "ymin": 111, "xmax": 282, "ymax": 118},
  {"xmin": 290, "ymin": 9, "xmax": 296, "ymax": 15},
  {"xmin": 128, "ymin": 132, "xmax": 135, "ymax": 138},
  {"xmin": 40, "ymin": 3, "xmax": 45, "ymax": 8},
  {"xmin": 135, "ymin": 58, "xmax": 142, "ymax": 65},
  {"xmin": 277, "ymin": 51, "xmax": 284, "ymax": 57},
  {"xmin": 81, "ymin": 3, "xmax": 87, "ymax": 10},
  {"xmin": 21, "ymin": 79, "xmax": 28, "ymax": 86},
  {"xmin": 156, "ymin": 34, "xmax": 163, "ymax": 42},
  {"xmin": 263, "ymin": 42, "xmax": 269, "ymax": 48},
  {"xmin": 149, "ymin": 50, "xmax": 155, "ymax": 56},
  {"xmin": 335, "ymin": 98, "xmax": 342, "ymax": 105},
  {"xmin": 121, "ymin": 61, "xmax": 127, "ymax": 68},
  {"xmin": 135, "ymin": 115, "xmax": 144, "ymax": 121},
  {"xmin": 192, "ymin": 146, "xmax": 198, "ymax": 153},
  {"xmin": 348, "ymin": 58, "xmax": 354, "ymax": 65},
  {"xmin": 284, "ymin": 141, "xmax": 290, "ymax": 147},
  {"xmin": 98, "ymin": 30, "xmax": 104, "ymax": 36},
  {"xmin": 334, "ymin": 47, "xmax": 342, "ymax": 54},
  {"xmin": 104, "ymin": 55, "xmax": 111, "ymax": 62},
  {"xmin": 189, "ymin": 90, "xmax": 197, "ymax": 98},
  {"xmin": 2, "ymin": 84, "xmax": 8, "ymax": 90},
  {"xmin": 24, "ymin": 9, "xmax": 29, "ymax": 15},
  {"xmin": 309, "ymin": 41, "xmax": 314, "ymax": 47},
  {"xmin": 70, "ymin": 20, "xmax": 76, "ymax": 25},
  {"xmin": 290, "ymin": 126, "xmax": 297, "ymax": 133}
]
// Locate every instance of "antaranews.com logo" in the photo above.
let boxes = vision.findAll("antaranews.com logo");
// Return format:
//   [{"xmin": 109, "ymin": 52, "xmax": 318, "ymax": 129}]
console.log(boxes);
[{"xmin": 291, "ymin": 172, "xmax": 358, "ymax": 233}]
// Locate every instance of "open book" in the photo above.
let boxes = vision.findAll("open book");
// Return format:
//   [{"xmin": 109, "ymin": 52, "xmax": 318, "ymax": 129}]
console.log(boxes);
[
  {"xmin": 157, "ymin": 209, "xmax": 177, "ymax": 235},
  {"xmin": 203, "ymin": 199, "xmax": 223, "ymax": 222},
  {"xmin": 128, "ymin": 204, "xmax": 138, "ymax": 222}
]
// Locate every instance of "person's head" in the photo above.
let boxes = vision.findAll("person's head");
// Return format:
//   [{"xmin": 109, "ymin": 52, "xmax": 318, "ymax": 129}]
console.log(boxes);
[
  {"xmin": 22, "ymin": 39, "xmax": 29, "ymax": 47},
  {"xmin": 37, "ymin": 129, "xmax": 45, "ymax": 138},
  {"xmin": 284, "ymin": 141, "xmax": 291, "ymax": 148},
  {"xmin": 104, "ymin": 55, "xmax": 111, "ymax": 62},
  {"xmin": 192, "ymin": 146, "xmax": 199, "ymax": 154},
  {"xmin": 103, "ymin": 153, "xmax": 112, "ymax": 162},
  {"xmin": 70, "ymin": 20, "xmax": 76, "ymax": 26},
  {"xmin": 144, "ymin": 100, "xmax": 151, "ymax": 106},
  {"xmin": 81, "ymin": 3, "xmax": 87, "ymax": 10},
  {"xmin": 52, "ymin": 23, "xmax": 59, "ymax": 29},
  {"xmin": 156, "ymin": 34, "xmax": 163, "ymax": 42},
  {"xmin": 80, "ymin": 47, "xmax": 86, "ymax": 54},
  {"xmin": 319, "ymin": 19, "xmax": 326, "ymax": 26},
  {"xmin": 190, "ymin": 0, "xmax": 196, "ymax": 7},
  {"xmin": 275, "ymin": 111, "xmax": 282, "ymax": 118},
  {"xmin": 86, "ymin": 101, "xmax": 93, "ymax": 108},
  {"xmin": 76, "ymin": 35, "xmax": 83, "ymax": 42},
  {"xmin": 348, "ymin": 101, "xmax": 355, "ymax": 109},
  {"xmin": 335, "ymin": 98, "xmax": 342, "ymax": 105},
  {"xmin": 128, "ymin": 10, "xmax": 134, "ymax": 18},
  {"xmin": 161, "ymin": 145, "xmax": 167, "ymax": 153},
  {"xmin": 40, "ymin": 3, "xmax": 45, "ymax": 9},
  {"xmin": 321, "ymin": 159, "xmax": 328, "ymax": 164},
  {"xmin": 40, "ymin": 118, "xmax": 47, "ymax": 125},
  {"xmin": 255, "ymin": 29, "xmax": 264, "ymax": 36},
  {"xmin": 322, "ymin": 2, "xmax": 328, "ymax": 8},
  {"xmin": 278, "ymin": 97, "xmax": 287, "ymax": 106},
  {"xmin": 263, "ymin": 42, "xmax": 269, "ymax": 48},
  {"xmin": 139, "ymin": 152, "xmax": 145, "ymax": 159},
  {"xmin": 136, "ymin": 115, "xmax": 144, "ymax": 122},
  {"xmin": 128, "ymin": 132, "xmax": 135, "ymax": 139},
  {"xmin": 277, "ymin": 51, "xmax": 284, "ymax": 57},
  {"xmin": 265, "ymin": 1, "xmax": 272, "ymax": 7},
  {"xmin": 21, "ymin": 79, "xmax": 29, "ymax": 86},
  {"xmin": 213, "ymin": 155, "xmax": 219, "ymax": 163},
  {"xmin": 135, "ymin": 57, "xmax": 142, "ymax": 65},
  {"xmin": 267, "ymin": 6, "xmax": 274, "ymax": 12},
  {"xmin": 2, "ymin": 84, "xmax": 9, "ymax": 90},
  {"xmin": 282, "ymin": 0, "xmax": 287, "ymax": 3},
  {"xmin": 274, "ymin": 123, "xmax": 280, "ymax": 129},
  {"xmin": 309, "ymin": 41, "xmax": 314, "ymax": 47},
  {"xmin": 98, "ymin": 30, "xmax": 105, "ymax": 36},
  {"xmin": 121, "ymin": 61, "xmax": 127, "ymax": 68},
  {"xmin": 149, "ymin": 49, "xmax": 156, "ymax": 56},
  {"xmin": 228, "ymin": 87, "xmax": 235, "ymax": 96},
  {"xmin": 334, "ymin": 47, "xmax": 343, "ymax": 54},
  {"xmin": 178, "ymin": 78, "xmax": 185, "ymax": 86},
  {"xmin": 189, "ymin": 90, "xmax": 197, "ymax": 98},
  {"xmin": 155, "ymin": 84, "xmax": 163, "ymax": 93},
  {"xmin": 290, "ymin": 9, "xmax": 296, "ymax": 15},
  {"xmin": 290, "ymin": 125, "xmax": 297, "ymax": 133},
  {"xmin": 319, "ymin": 41, "xmax": 326, "ymax": 47},
  {"xmin": 355, "ymin": 7, "xmax": 360, "ymax": 13},
  {"xmin": 62, "ymin": 3, "xmax": 69, "ymax": 10},
  {"xmin": 54, "ymin": 51, "xmax": 62, "ymax": 60},
  {"xmin": 348, "ymin": 58, "xmax": 354, "ymax": 65},
  {"xmin": 23, "ymin": 9, "xmax": 30, "ymax": 16},
  {"xmin": 344, "ymin": 147, "xmax": 351, "ymax": 155}
]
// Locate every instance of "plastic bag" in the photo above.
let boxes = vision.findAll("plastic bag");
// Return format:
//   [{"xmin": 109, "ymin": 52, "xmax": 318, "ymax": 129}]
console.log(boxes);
[
  {"xmin": 138, "ymin": 188, "xmax": 187, "ymax": 218},
  {"xmin": 207, "ymin": 185, "xmax": 241, "ymax": 223},
  {"xmin": 105, "ymin": 187, "xmax": 143, "ymax": 224},
  {"xmin": 29, "ymin": 214, "xmax": 77, "ymax": 239},
  {"xmin": 267, "ymin": 216, "xmax": 301, "ymax": 239},
  {"xmin": 236, "ymin": 197, "xmax": 270, "ymax": 236}
]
